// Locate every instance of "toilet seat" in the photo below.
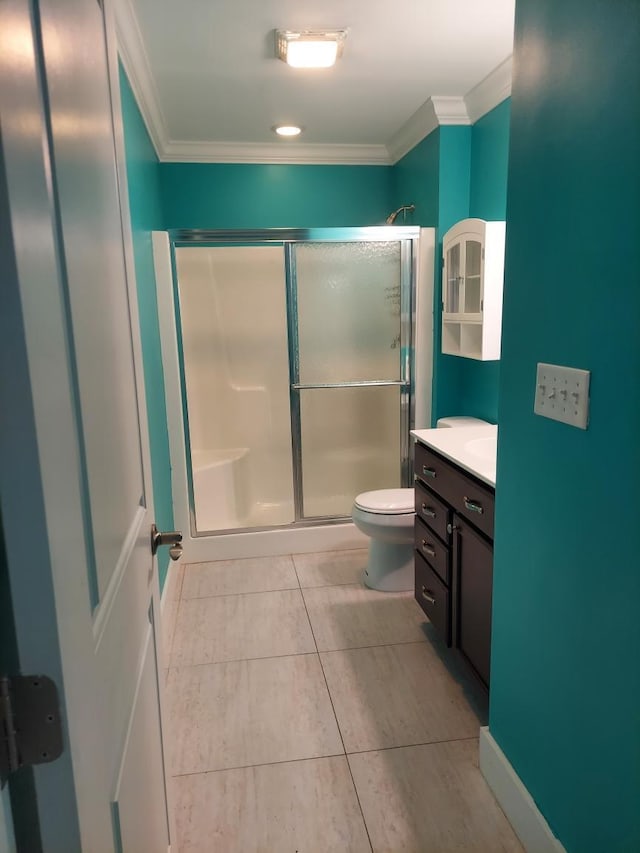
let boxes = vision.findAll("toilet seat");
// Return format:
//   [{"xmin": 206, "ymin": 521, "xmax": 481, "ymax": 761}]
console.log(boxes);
[{"xmin": 354, "ymin": 488, "xmax": 414, "ymax": 515}]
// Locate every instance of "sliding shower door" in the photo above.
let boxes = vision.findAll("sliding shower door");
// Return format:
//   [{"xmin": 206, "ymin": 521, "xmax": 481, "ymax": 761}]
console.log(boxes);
[
  {"xmin": 288, "ymin": 239, "xmax": 411, "ymax": 519},
  {"xmin": 172, "ymin": 229, "xmax": 415, "ymax": 535}
]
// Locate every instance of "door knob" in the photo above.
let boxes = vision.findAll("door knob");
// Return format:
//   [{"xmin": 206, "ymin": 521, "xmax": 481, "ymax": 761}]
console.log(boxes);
[
  {"xmin": 168, "ymin": 544, "xmax": 183, "ymax": 561},
  {"xmin": 151, "ymin": 524, "xmax": 183, "ymax": 560}
]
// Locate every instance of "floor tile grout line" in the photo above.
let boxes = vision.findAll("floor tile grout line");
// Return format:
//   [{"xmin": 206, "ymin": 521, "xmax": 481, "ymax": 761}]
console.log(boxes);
[
  {"xmin": 297, "ymin": 584, "xmax": 374, "ymax": 853},
  {"xmin": 317, "ymin": 638, "xmax": 429, "ymax": 655},
  {"xmin": 171, "ymin": 751, "xmax": 349, "ymax": 779},
  {"xmin": 167, "ymin": 638, "xmax": 433, "ymax": 671},
  {"xmin": 176, "ymin": 562, "xmax": 185, "ymax": 600},
  {"xmin": 180, "ymin": 547, "xmax": 368, "ymax": 573},
  {"xmin": 180, "ymin": 578, "xmax": 372, "ymax": 601},
  {"xmin": 167, "ymin": 650, "xmax": 321, "ymax": 672},
  {"xmin": 178, "ymin": 584, "xmax": 303, "ymax": 603},
  {"xmin": 178, "ymin": 570, "xmax": 389, "ymax": 602},
  {"xmin": 301, "ymin": 582, "xmax": 416, "ymax": 598},
  {"xmin": 291, "ymin": 553, "xmax": 302, "ymax": 589},
  {"xmin": 167, "ymin": 582, "xmax": 184, "ymax": 661},
  {"xmin": 170, "ymin": 735, "xmax": 482, "ymax": 780},
  {"xmin": 287, "ymin": 552, "xmax": 302, "ymax": 590},
  {"xmin": 345, "ymin": 735, "xmax": 480, "ymax": 757}
]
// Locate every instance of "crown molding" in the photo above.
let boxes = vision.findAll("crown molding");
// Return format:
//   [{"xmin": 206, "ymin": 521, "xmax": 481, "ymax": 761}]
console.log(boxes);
[
  {"xmin": 114, "ymin": 0, "xmax": 512, "ymax": 169},
  {"xmin": 160, "ymin": 140, "xmax": 391, "ymax": 165},
  {"xmin": 464, "ymin": 55, "xmax": 513, "ymax": 123},
  {"xmin": 431, "ymin": 96, "xmax": 471, "ymax": 125},
  {"xmin": 386, "ymin": 99, "xmax": 440, "ymax": 164},
  {"xmin": 386, "ymin": 96, "xmax": 469, "ymax": 164},
  {"xmin": 113, "ymin": 0, "xmax": 169, "ymax": 157}
]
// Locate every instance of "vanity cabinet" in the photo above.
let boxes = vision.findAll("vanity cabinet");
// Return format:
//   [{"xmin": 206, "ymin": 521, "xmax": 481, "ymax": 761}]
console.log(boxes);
[
  {"xmin": 451, "ymin": 518, "xmax": 493, "ymax": 687},
  {"xmin": 441, "ymin": 218, "xmax": 505, "ymax": 361},
  {"xmin": 414, "ymin": 441, "xmax": 495, "ymax": 690}
]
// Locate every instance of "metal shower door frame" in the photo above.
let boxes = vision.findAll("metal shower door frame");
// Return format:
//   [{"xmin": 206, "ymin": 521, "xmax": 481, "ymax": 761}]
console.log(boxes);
[
  {"xmin": 170, "ymin": 227, "xmax": 419, "ymax": 534},
  {"xmin": 283, "ymin": 229, "xmax": 417, "ymax": 522}
]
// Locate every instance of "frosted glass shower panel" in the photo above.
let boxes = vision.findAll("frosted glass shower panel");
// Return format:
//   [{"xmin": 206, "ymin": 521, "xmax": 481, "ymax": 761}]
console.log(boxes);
[
  {"xmin": 295, "ymin": 242, "xmax": 402, "ymax": 383},
  {"xmin": 300, "ymin": 386, "xmax": 401, "ymax": 518},
  {"xmin": 175, "ymin": 246, "xmax": 295, "ymax": 532}
]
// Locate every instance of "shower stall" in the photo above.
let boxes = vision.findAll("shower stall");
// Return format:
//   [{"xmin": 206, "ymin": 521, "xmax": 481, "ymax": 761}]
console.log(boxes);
[{"xmin": 153, "ymin": 228, "xmax": 434, "ymax": 562}]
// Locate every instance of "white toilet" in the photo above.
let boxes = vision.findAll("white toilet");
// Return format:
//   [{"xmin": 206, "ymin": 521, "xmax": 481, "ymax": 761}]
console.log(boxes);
[{"xmin": 352, "ymin": 416, "xmax": 490, "ymax": 591}]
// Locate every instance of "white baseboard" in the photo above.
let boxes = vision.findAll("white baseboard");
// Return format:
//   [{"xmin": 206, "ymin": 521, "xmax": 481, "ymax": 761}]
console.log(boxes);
[
  {"xmin": 479, "ymin": 728, "xmax": 566, "ymax": 853},
  {"xmin": 180, "ymin": 521, "xmax": 367, "ymax": 564}
]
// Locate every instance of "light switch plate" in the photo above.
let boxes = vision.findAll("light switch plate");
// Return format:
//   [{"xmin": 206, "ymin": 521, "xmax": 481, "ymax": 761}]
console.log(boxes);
[{"xmin": 534, "ymin": 363, "xmax": 590, "ymax": 429}]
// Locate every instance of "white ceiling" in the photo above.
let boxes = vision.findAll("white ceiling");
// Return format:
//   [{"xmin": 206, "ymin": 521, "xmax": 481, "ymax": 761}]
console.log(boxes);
[{"xmin": 119, "ymin": 0, "xmax": 515, "ymax": 163}]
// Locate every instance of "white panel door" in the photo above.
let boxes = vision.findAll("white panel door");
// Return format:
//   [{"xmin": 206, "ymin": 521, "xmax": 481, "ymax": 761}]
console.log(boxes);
[{"xmin": 0, "ymin": 0, "xmax": 172, "ymax": 850}]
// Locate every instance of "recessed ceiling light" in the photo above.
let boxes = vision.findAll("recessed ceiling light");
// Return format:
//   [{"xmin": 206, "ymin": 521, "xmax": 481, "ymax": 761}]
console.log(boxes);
[
  {"xmin": 275, "ymin": 29, "xmax": 347, "ymax": 69},
  {"xmin": 274, "ymin": 125, "xmax": 303, "ymax": 137}
]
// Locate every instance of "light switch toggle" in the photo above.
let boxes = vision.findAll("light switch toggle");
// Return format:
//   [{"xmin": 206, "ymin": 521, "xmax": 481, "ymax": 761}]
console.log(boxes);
[{"xmin": 534, "ymin": 363, "xmax": 590, "ymax": 429}]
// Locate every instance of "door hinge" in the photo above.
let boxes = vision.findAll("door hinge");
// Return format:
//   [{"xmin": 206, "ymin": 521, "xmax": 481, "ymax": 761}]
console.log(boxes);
[{"xmin": 0, "ymin": 675, "xmax": 64, "ymax": 789}]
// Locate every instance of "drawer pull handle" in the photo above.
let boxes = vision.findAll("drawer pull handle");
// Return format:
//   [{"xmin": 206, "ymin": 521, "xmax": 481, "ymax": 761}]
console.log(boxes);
[
  {"xmin": 447, "ymin": 522, "xmax": 459, "ymax": 534},
  {"xmin": 421, "ymin": 503, "xmax": 436, "ymax": 518},
  {"xmin": 422, "ymin": 466, "xmax": 437, "ymax": 479},
  {"xmin": 463, "ymin": 496, "xmax": 484, "ymax": 515},
  {"xmin": 421, "ymin": 540, "xmax": 436, "ymax": 558},
  {"xmin": 421, "ymin": 586, "xmax": 436, "ymax": 605}
]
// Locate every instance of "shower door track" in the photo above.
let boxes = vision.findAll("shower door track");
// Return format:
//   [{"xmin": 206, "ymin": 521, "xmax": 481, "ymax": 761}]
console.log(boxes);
[{"xmin": 169, "ymin": 228, "xmax": 419, "ymax": 537}]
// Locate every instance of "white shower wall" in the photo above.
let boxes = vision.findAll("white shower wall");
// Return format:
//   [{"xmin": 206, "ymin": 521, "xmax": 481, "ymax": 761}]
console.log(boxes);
[{"xmin": 176, "ymin": 246, "xmax": 295, "ymax": 530}]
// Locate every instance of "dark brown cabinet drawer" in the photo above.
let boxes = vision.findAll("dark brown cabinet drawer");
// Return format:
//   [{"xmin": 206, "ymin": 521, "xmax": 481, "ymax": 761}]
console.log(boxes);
[
  {"xmin": 414, "ymin": 482, "xmax": 450, "ymax": 543},
  {"xmin": 415, "ymin": 442, "xmax": 495, "ymax": 540},
  {"xmin": 415, "ymin": 518, "xmax": 450, "ymax": 586},
  {"xmin": 415, "ymin": 442, "xmax": 447, "ymax": 488},
  {"xmin": 455, "ymin": 483, "xmax": 495, "ymax": 541},
  {"xmin": 415, "ymin": 552, "xmax": 450, "ymax": 645}
]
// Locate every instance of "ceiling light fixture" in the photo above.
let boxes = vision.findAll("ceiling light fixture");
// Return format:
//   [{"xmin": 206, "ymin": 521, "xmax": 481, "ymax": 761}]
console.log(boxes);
[
  {"xmin": 274, "ymin": 125, "xmax": 303, "ymax": 137},
  {"xmin": 275, "ymin": 29, "xmax": 348, "ymax": 69}
]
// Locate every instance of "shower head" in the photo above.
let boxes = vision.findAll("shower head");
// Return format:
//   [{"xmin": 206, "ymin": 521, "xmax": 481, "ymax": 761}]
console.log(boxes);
[{"xmin": 385, "ymin": 204, "xmax": 416, "ymax": 225}]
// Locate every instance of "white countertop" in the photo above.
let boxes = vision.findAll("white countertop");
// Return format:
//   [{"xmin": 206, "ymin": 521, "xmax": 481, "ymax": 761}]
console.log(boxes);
[{"xmin": 411, "ymin": 425, "xmax": 498, "ymax": 487}]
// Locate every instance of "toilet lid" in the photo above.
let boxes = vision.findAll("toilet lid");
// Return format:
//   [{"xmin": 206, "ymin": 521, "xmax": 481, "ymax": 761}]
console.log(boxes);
[{"xmin": 354, "ymin": 488, "xmax": 414, "ymax": 515}]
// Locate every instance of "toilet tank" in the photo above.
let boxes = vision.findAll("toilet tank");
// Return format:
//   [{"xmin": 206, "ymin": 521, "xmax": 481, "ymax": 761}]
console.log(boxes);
[{"xmin": 436, "ymin": 416, "xmax": 491, "ymax": 428}]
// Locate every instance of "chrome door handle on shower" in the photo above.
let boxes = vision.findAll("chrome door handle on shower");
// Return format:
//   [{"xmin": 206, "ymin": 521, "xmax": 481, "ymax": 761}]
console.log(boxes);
[{"xmin": 290, "ymin": 380, "xmax": 407, "ymax": 390}]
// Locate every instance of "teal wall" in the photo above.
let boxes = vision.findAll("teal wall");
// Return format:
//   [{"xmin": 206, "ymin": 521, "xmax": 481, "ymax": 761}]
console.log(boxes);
[
  {"xmin": 392, "ymin": 108, "xmax": 510, "ymax": 426},
  {"xmin": 491, "ymin": 2, "xmax": 640, "ymax": 851},
  {"xmin": 435, "ymin": 126, "xmax": 472, "ymax": 423},
  {"xmin": 392, "ymin": 131, "xmax": 439, "ymax": 225},
  {"xmin": 160, "ymin": 163, "xmax": 393, "ymax": 228},
  {"xmin": 456, "ymin": 99, "xmax": 512, "ymax": 424},
  {"xmin": 469, "ymin": 99, "xmax": 511, "ymax": 220},
  {"xmin": 119, "ymin": 65, "xmax": 174, "ymax": 591}
]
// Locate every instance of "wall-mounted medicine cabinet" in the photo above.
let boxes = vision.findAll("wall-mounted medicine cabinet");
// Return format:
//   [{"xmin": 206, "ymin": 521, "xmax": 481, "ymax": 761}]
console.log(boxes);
[{"xmin": 442, "ymin": 218, "xmax": 505, "ymax": 360}]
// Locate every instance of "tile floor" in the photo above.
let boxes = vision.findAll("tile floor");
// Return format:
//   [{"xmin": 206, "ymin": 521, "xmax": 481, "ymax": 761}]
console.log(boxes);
[{"xmin": 162, "ymin": 548, "xmax": 523, "ymax": 853}]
